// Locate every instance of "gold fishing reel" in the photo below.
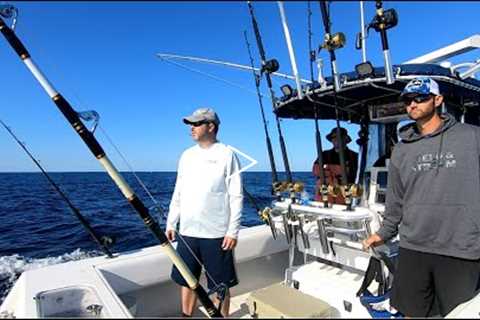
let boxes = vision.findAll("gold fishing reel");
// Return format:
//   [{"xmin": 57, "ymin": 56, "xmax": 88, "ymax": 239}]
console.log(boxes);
[
  {"xmin": 318, "ymin": 183, "xmax": 329, "ymax": 202},
  {"xmin": 288, "ymin": 181, "xmax": 304, "ymax": 193},
  {"xmin": 272, "ymin": 181, "xmax": 289, "ymax": 193},
  {"xmin": 259, "ymin": 206, "xmax": 277, "ymax": 240},
  {"xmin": 259, "ymin": 206, "xmax": 272, "ymax": 223},
  {"xmin": 327, "ymin": 183, "xmax": 343, "ymax": 198},
  {"xmin": 321, "ymin": 32, "xmax": 346, "ymax": 51},
  {"xmin": 328, "ymin": 183, "xmax": 363, "ymax": 198},
  {"xmin": 272, "ymin": 180, "xmax": 304, "ymax": 194},
  {"xmin": 340, "ymin": 183, "xmax": 363, "ymax": 198}
]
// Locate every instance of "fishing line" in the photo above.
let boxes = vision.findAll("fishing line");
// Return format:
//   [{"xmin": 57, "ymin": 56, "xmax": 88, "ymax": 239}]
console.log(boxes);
[
  {"xmin": 97, "ymin": 125, "xmax": 165, "ymax": 217},
  {"xmin": 22, "ymin": 31, "xmax": 165, "ymax": 217},
  {"xmin": 174, "ymin": 233, "xmax": 222, "ymax": 291},
  {"xmin": 24, "ymin": 54, "xmax": 165, "ymax": 217},
  {"xmin": 0, "ymin": 118, "xmax": 114, "ymax": 258},
  {"xmin": 160, "ymin": 57, "xmax": 264, "ymax": 98}
]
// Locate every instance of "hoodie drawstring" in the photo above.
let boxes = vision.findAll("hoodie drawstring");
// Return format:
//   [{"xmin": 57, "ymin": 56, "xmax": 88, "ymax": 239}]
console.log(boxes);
[{"xmin": 436, "ymin": 126, "xmax": 445, "ymax": 175}]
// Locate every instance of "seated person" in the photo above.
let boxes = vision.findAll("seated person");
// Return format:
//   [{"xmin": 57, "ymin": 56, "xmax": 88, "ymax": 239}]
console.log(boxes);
[{"xmin": 312, "ymin": 127, "xmax": 358, "ymax": 204}]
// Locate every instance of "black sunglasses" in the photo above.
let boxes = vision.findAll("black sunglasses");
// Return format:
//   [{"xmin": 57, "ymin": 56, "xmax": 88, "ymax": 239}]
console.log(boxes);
[
  {"xmin": 191, "ymin": 120, "xmax": 210, "ymax": 127},
  {"xmin": 401, "ymin": 94, "xmax": 433, "ymax": 106}
]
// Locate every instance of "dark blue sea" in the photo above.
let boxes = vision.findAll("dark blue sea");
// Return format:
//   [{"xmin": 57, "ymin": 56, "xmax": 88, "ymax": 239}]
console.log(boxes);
[{"xmin": 0, "ymin": 171, "xmax": 316, "ymax": 303}]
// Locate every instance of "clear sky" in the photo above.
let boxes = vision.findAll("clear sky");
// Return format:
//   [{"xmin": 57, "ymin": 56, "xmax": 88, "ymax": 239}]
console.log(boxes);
[{"xmin": 1, "ymin": 1, "xmax": 479, "ymax": 172}]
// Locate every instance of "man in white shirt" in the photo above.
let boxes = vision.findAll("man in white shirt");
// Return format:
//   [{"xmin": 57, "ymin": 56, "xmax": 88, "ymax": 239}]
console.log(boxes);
[{"xmin": 166, "ymin": 107, "xmax": 243, "ymax": 317}]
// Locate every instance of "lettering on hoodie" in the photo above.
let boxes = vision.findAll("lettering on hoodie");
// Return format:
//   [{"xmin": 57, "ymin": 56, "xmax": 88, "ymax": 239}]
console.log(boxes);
[{"xmin": 412, "ymin": 151, "xmax": 456, "ymax": 172}]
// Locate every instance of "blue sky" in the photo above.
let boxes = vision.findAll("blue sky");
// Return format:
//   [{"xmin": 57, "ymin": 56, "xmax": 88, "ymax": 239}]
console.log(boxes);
[{"xmin": 1, "ymin": 1, "xmax": 479, "ymax": 172}]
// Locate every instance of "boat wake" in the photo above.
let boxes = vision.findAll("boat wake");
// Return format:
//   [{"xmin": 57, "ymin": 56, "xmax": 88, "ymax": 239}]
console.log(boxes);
[{"xmin": 0, "ymin": 248, "xmax": 101, "ymax": 304}]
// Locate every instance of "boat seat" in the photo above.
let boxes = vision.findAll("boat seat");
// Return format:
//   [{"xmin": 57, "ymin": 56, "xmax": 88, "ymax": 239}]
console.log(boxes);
[{"xmin": 246, "ymin": 282, "xmax": 335, "ymax": 318}]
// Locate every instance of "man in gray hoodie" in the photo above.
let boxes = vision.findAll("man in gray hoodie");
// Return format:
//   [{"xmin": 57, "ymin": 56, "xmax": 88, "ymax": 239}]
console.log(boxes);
[{"xmin": 363, "ymin": 77, "xmax": 480, "ymax": 317}]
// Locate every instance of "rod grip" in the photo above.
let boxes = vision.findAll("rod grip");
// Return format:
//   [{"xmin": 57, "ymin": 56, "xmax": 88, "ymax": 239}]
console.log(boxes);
[
  {"xmin": 0, "ymin": 17, "xmax": 30, "ymax": 59},
  {"xmin": 52, "ymin": 94, "xmax": 106, "ymax": 158}
]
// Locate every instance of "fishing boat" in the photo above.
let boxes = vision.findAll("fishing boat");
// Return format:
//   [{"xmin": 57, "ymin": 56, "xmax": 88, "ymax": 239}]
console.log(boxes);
[{"xmin": 2, "ymin": 1, "xmax": 480, "ymax": 318}]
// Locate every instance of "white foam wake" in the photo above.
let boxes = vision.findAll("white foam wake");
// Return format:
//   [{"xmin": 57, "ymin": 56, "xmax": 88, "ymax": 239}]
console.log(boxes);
[{"xmin": 0, "ymin": 248, "xmax": 100, "ymax": 304}]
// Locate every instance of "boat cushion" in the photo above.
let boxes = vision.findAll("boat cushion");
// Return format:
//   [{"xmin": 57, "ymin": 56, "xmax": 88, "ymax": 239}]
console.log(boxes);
[{"xmin": 246, "ymin": 282, "xmax": 335, "ymax": 318}]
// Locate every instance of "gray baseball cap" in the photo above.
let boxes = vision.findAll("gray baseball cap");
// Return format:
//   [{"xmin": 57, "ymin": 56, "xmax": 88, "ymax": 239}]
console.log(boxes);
[{"xmin": 183, "ymin": 107, "xmax": 221, "ymax": 125}]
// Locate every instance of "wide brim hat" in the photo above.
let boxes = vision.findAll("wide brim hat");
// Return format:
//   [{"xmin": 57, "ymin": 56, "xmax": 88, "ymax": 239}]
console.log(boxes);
[{"xmin": 326, "ymin": 127, "xmax": 352, "ymax": 143}]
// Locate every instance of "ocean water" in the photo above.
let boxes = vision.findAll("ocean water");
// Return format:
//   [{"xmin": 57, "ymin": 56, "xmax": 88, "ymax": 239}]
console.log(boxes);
[{"xmin": 0, "ymin": 171, "xmax": 316, "ymax": 303}]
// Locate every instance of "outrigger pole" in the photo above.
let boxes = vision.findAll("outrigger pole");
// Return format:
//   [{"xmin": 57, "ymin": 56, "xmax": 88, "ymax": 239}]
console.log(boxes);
[
  {"xmin": 157, "ymin": 53, "xmax": 312, "ymax": 84},
  {"xmin": 0, "ymin": 8, "xmax": 222, "ymax": 318},
  {"xmin": 0, "ymin": 119, "xmax": 114, "ymax": 258},
  {"xmin": 247, "ymin": 0, "xmax": 293, "ymax": 184},
  {"xmin": 307, "ymin": 1, "xmax": 328, "ymax": 207},
  {"xmin": 244, "ymin": 31, "xmax": 279, "ymax": 186},
  {"xmin": 277, "ymin": 1, "xmax": 303, "ymax": 100}
]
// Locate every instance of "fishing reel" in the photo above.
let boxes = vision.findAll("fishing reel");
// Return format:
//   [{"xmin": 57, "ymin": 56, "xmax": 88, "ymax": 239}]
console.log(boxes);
[
  {"xmin": 259, "ymin": 206, "xmax": 277, "ymax": 240},
  {"xmin": 318, "ymin": 183, "xmax": 329, "ymax": 203},
  {"xmin": 368, "ymin": 7, "xmax": 398, "ymax": 32},
  {"xmin": 288, "ymin": 181, "xmax": 304, "ymax": 194},
  {"xmin": 0, "ymin": 4, "xmax": 15, "ymax": 18},
  {"xmin": 341, "ymin": 183, "xmax": 363, "ymax": 199},
  {"xmin": 261, "ymin": 58, "xmax": 280, "ymax": 74},
  {"xmin": 327, "ymin": 183, "xmax": 343, "ymax": 198},
  {"xmin": 320, "ymin": 32, "xmax": 346, "ymax": 52},
  {"xmin": 272, "ymin": 180, "xmax": 305, "ymax": 197},
  {"xmin": 272, "ymin": 180, "xmax": 289, "ymax": 193},
  {"xmin": 0, "ymin": 4, "xmax": 18, "ymax": 30}
]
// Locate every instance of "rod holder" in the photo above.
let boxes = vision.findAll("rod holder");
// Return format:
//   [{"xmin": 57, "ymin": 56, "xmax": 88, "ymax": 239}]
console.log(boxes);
[
  {"xmin": 316, "ymin": 218, "xmax": 330, "ymax": 254},
  {"xmin": 282, "ymin": 212, "xmax": 292, "ymax": 244},
  {"xmin": 331, "ymin": 60, "xmax": 341, "ymax": 92},
  {"xmin": 383, "ymin": 49, "xmax": 395, "ymax": 84},
  {"xmin": 298, "ymin": 215, "xmax": 310, "ymax": 249}
]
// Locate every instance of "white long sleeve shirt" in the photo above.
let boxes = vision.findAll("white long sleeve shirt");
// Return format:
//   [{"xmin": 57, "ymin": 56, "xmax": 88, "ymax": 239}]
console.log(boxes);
[{"xmin": 166, "ymin": 142, "xmax": 244, "ymax": 239}]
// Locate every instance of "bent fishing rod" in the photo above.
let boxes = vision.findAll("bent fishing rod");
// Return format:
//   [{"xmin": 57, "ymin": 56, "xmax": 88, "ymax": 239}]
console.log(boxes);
[
  {"xmin": 247, "ymin": 0, "xmax": 293, "ymax": 184},
  {"xmin": 0, "ymin": 7, "xmax": 222, "ymax": 317},
  {"xmin": 0, "ymin": 119, "xmax": 114, "ymax": 258}
]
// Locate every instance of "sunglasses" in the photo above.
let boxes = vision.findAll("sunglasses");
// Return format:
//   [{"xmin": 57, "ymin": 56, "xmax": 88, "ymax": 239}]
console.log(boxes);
[
  {"xmin": 191, "ymin": 121, "xmax": 210, "ymax": 127},
  {"xmin": 401, "ymin": 94, "xmax": 433, "ymax": 106}
]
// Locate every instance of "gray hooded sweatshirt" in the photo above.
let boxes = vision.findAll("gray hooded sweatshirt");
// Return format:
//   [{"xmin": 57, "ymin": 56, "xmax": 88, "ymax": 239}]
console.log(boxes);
[{"xmin": 377, "ymin": 113, "xmax": 480, "ymax": 260}]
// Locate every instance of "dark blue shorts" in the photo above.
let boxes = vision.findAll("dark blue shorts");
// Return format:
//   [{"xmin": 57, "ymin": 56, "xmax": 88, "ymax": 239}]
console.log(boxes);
[{"xmin": 171, "ymin": 235, "xmax": 238, "ymax": 291}]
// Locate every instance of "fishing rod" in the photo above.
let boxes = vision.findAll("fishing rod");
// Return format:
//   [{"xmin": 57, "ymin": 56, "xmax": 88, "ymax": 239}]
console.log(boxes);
[
  {"xmin": 0, "ymin": 8, "xmax": 222, "ymax": 317},
  {"xmin": 243, "ymin": 31, "xmax": 280, "ymax": 240},
  {"xmin": 243, "ymin": 186, "xmax": 277, "ymax": 240},
  {"xmin": 247, "ymin": 0, "xmax": 293, "ymax": 184},
  {"xmin": 368, "ymin": 0, "xmax": 398, "ymax": 85},
  {"xmin": 355, "ymin": 118, "xmax": 369, "ymax": 187},
  {"xmin": 244, "ymin": 30, "xmax": 279, "ymax": 188},
  {"xmin": 318, "ymin": 0, "xmax": 344, "ymax": 93},
  {"xmin": 307, "ymin": 1, "xmax": 328, "ymax": 207},
  {"xmin": 318, "ymin": 1, "xmax": 349, "ymax": 188},
  {"xmin": 0, "ymin": 119, "xmax": 114, "ymax": 258}
]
